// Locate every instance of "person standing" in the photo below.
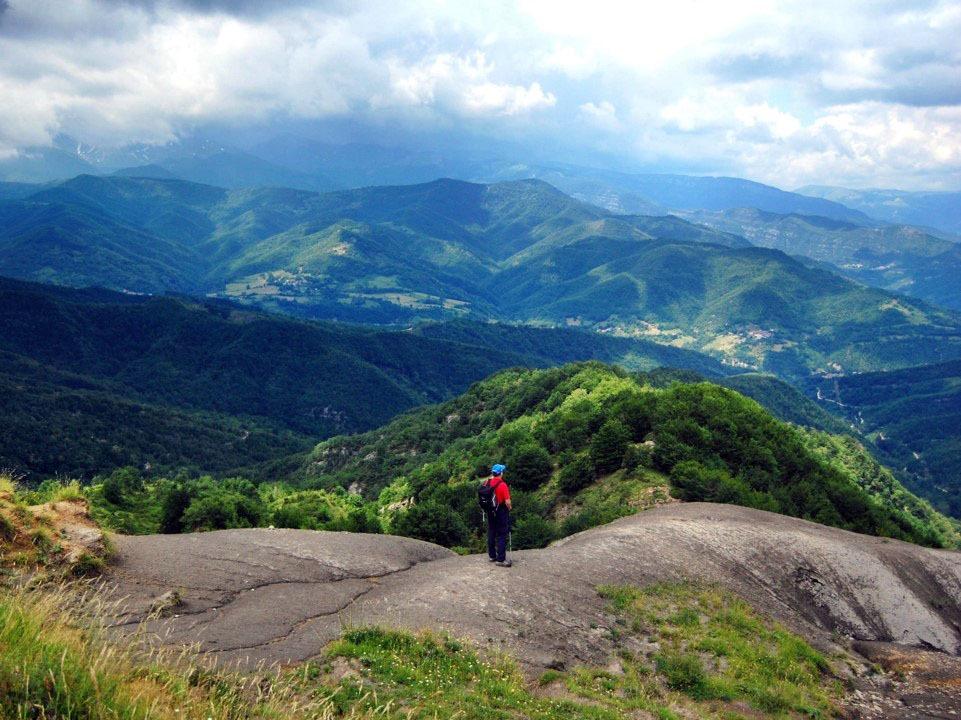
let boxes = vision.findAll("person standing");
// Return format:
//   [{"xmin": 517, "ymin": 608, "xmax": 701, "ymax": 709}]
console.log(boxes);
[{"xmin": 480, "ymin": 463, "xmax": 512, "ymax": 567}]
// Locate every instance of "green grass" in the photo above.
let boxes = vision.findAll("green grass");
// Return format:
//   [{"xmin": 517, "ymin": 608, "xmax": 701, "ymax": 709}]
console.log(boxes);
[
  {"xmin": 309, "ymin": 585, "xmax": 841, "ymax": 719},
  {"xmin": 318, "ymin": 627, "xmax": 620, "ymax": 719},
  {"xmin": 596, "ymin": 583, "xmax": 840, "ymax": 718},
  {"xmin": 0, "ymin": 579, "xmax": 845, "ymax": 720},
  {"xmin": 0, "ymin": 586, "xmax": 347, "ymax": 720}
]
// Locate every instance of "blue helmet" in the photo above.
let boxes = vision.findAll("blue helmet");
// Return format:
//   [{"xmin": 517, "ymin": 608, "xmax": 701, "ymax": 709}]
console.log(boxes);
[{"xmin": 491, "ymin": 463, "xmax": 506, "ymax": 476}]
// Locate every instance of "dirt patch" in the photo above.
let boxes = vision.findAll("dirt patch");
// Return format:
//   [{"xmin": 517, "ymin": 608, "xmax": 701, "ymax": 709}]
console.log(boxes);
[
  {"xmin": 846, "ymin": 642, "xmax": 961, "ymax": 718},
  {"xmin": 29, "ymin": 499, "xmax": 106, "ymax": 563},
  {"xmin": 1, "ymin": 494, "xmax": 105, "ymax": 574}
]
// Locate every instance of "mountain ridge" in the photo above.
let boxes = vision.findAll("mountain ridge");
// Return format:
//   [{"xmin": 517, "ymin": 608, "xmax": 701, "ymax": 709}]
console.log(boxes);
[
  {"xmin": 3, "ymin": 174, "xmax": 961, "ymax": 379},
  {"xmin": 0, "ymin": 276, "xmax": 730, "ymax": 480},
  {"xmin": 678, "ymin": 206, "xmax": 961, "ymax": 311},
  {"xmin": 798, "ymin": 184, "xmax": 961, "ymax": 236}
]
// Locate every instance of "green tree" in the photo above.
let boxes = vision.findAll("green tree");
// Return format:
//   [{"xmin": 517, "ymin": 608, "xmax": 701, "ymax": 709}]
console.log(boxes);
[
  {"xmin": 512, "ymin": 515, "xmax": 557, "ymax": 549},
  {"xmin": 100, "ymin": 467, "xmax": 142, "ymax": 507},
  {"xmin": 590, "ymin": 419, "xmax": 631, "ymax": 474},
  {"xmin": 159, "ymin": 484, "xmax": 191, "ymax": 534},
  {"xmin": 180, "ymin": 478, "xmax": 267, "ymax": 532},
  {"xmin": 557, "ymin": 452, "xmax": 596, "ymax": 495},
  {"xmin": 505, "ymin": 443, "xmax": 553, "ymax": 491}
]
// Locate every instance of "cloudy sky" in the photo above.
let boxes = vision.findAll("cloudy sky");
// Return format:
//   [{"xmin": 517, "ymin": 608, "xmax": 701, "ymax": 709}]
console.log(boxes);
[{"xmin": 1, "ymin": 0, "xmax": 960, "ymax": 189}]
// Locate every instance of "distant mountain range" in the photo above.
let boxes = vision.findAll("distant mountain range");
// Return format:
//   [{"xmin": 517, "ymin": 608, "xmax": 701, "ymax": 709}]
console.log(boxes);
[
  {"xmin": 678, "ymin": 207, "xmax": 961, "ymax": 311},
  {"xmin": 492, "ymin": 164, "xmax": 873, "ymax": 225},
  {"xmin": 0, "ymin": 136, "xmax": 337, "ymax": 192},
  {"xmin": 1, "ymin": 133, "xmax": 922, "ymax": 225},
  {"xmin": 2, "ymin": 174, "xmax": 961, "ymax": 380},
  {"xmin": 798, "ymin": 185, "xmax": 961, "ymax": 237}
]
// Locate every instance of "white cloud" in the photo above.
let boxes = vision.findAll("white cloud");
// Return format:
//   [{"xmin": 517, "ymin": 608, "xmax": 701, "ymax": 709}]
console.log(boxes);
[
  {"xmin": 462, "ymin": 80, "xmax": 555, "ymax": 116},
  {"xmin": 579, "ymin": 100, "xmax": 619, "ymax": 130},
  {"xmin": 384, "ymin": 51, "xmax": 555, "ymax": 117},
  {"xmin": 1, "ymin": 0, "xmax": 960, "ymax": 188}
]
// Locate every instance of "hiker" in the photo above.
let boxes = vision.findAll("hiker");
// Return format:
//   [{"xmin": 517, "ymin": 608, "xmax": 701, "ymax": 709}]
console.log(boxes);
[{"xmin": 479, "ymin": 463, "xmax": 512, "ymax": 567}]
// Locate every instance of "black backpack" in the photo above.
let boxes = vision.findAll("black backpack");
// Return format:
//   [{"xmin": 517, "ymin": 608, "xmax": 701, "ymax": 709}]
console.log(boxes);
[{"xmin": 478, "ymin": 477, "xmax": 500, "ymax": 512}]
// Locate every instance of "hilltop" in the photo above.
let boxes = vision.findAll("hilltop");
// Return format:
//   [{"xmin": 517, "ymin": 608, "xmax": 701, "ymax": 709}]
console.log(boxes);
[
  {"xmin": 296, "ymin": 363, "xmax": 959, "ymax": 550},
  {"xmin": 96, "ymin": 503, "xmax": 961, "ymax": 717},
  {"xmin": 106, "ymin": 503, "xmax": 961, "ymax": 666},
  {"xmin": 4, "ymin": 492, "xmax": 960, "ymax": 718}
]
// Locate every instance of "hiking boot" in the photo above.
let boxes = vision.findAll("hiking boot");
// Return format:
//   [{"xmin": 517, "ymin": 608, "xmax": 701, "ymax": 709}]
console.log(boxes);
[
  {"xmin": 488, "ymin": 557, "xmax": 497, "ymax": 562},
  {"xmin": 496, "ymin": 560, "xmax": 512, "ymax": 567}
]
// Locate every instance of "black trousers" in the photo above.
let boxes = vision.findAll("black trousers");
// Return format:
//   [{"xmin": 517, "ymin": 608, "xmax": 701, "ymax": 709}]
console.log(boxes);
[{"xmin": 487, "ymin": 506, "xmax": 510, "ymax": 561}]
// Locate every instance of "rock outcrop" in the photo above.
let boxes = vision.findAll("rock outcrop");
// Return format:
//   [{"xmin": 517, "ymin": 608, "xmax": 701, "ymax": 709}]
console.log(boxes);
[{"xmin": 105, "ymin": 502, "xmax": 961, "ymax": 674}]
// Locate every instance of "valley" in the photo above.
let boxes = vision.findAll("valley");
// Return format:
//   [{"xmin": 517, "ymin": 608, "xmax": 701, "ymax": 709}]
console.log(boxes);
[
  {"xmin": 4, "ymin": 3, "xmax": 961, "ymax": 718},
  {"xmin": 3, "ymin": 174, "xmax": 961, "ymax": 382},
  {"xmin": 811, "ymin": 360, "xmax": 961, "ymax": 518}
]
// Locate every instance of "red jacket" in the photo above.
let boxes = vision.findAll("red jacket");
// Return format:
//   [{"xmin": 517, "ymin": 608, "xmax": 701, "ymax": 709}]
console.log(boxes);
[{"xmin": 489, "ymin": 476, "xmax": 510, "ymax": 507}]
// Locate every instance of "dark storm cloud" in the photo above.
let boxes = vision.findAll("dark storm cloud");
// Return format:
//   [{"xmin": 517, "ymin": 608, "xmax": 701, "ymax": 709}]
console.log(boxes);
[
  {"xmin": 103, "ymin": 0, "xmax": 349, "ymax": 17},
  {"xmin": 813, "ymin": 45, "xmax": 961, "ymax": 108},
  {"xmin": 712, "ymin": 52, "xmax": 819, "ymax": 82},
  {"xmin": 1, "ymin": 0, "xmax": 960, "ymax": 189},
  {"xmin": 817, "ymin": 75, "xmax": 961, "ymax": 107}
]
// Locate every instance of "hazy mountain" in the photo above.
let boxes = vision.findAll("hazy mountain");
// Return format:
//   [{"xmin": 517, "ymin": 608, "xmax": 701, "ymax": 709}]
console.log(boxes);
[
  {"xmin": 250, "ymin": 134, "xmax": 478, "ymax": 188},
  {"xmin": 0, "ymin": 146, "xmax": 96, "ymax": 183},
  {"xmin": 112, "ymin": 164, "xmax": 181, "ymax": 180},
  {"xmin": 161, "ymin": 149, "xmax": 337, "ymax": 192},
  {"xmin": 471, "ymin": 162, "xmax": 871, "ymax": 223},
  {"xmin": 679, "ymin": 207, "xmax": 961, "ymax": 311},
  {"xmin": 247, "ymin": 136, "xmax": 875, "ymax": 222},
  {"xmin": 0, "ymin": 181, "xmax": 43, "ymax": 200},
  {"xmin": 797, "ymin": 185, "xmax": 961, "ymax": 237}
]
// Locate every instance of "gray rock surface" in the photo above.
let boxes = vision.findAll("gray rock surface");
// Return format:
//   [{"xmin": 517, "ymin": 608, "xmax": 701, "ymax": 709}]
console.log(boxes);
[{"xmin": 105, "ymin": 503, "xmax": 961, "ymax": 673}]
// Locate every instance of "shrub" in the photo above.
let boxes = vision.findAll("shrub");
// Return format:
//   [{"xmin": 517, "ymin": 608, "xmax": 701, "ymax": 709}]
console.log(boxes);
[
  {"xmin": 392, "ymin": 500, "xmax": 469, "ymax": 547},
  {"xmin": 622, "ymin": 443, "xmax": 654, "ymax": 472},
  {"xmin": 557, "ymin": 452, "xmax": 596, "ymax": 495},
  {"xmin": 343, "ymin": 506, "xmax": 383, "ymax": 534},
  {"xmin": 591, "ymin": 418, "xmax": 631, "ymax": 473},
  {"xmin": 101, "ymin": 474, "xmax": 125, "ymax": 506},
  {"xmin": 159, "ymin": 484, "xmax": 191, "ymax": 534},
  {"xmin": 181, "ymin": 493, "xmax": 266, "ymax": 532},
  {"xmin": 511, "ymin": 515, "xmax": 557, "ymax": 549},
  {"xmin": 505, "ymin": 443, "xmax": 553, "ymax": 491}
]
